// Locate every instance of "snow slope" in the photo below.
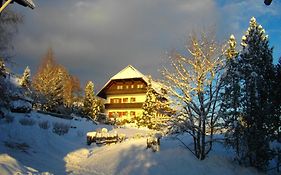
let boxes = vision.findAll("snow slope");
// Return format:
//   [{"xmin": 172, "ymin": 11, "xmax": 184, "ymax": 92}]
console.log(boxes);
[
  {"xmin": 65, "ymin": 137, "xmax": 262, "ymax": 175},
  {"xmin": 0, "ymin": 112, "xmax": 263, "ymax": 175}
]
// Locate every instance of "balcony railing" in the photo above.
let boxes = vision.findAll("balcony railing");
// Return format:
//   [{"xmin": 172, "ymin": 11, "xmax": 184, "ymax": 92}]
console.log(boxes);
[
  {"xmin": 105, "ymin": 88, "xmax": 146, "ymax": 95},
  {"xmin": 105, "ymin": 103, "xmax": 143, "ymax": 109}
]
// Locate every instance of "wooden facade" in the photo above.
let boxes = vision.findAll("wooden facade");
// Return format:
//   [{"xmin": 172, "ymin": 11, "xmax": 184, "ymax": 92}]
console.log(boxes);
[
  {"xmin": 98, "ymin": 78, "xmax": 147, "ymax": 98},
  {"xmin": 105, "ymin": 103, "xmax": 143, "ymax": 109},
  {"xmin": 98, "ymin": 77, "xmax": 149, "ymax": 119},
  {"xmin": 97, "ymin": 65, "xmax": 169, "ymax": 121}
]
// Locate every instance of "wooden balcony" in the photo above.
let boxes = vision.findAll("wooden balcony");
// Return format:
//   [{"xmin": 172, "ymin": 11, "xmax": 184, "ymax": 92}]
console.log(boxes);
[
  {"xmin": 105, "ymin": 88, "xmax": 146, "ymax": 95},
  {"xmin": 105, "ymin": 103, "xmax": 143, "ymax": 109}
]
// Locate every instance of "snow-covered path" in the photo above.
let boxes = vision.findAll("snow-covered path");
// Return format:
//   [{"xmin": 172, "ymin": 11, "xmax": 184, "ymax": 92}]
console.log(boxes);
[
  {"xmin": 65, "ymin": 137, "xmax": 262, "ymax": 175},
  {"xmin": 65, "ymin": 139, "xmax": 147, "ymax": 175}
]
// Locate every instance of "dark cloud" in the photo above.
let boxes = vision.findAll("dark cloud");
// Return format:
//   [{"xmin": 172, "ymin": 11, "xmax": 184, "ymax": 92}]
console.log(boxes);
[{"xmin": 11, "ymin": 0, "xmax": 281, "ymax": 89}]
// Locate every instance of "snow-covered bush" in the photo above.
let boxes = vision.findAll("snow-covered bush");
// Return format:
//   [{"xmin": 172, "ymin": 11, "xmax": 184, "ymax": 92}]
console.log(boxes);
[
  {"xmin": 95, "ymin": 113, "xmax": 107, "ymax": 123},
  {"xmin": 116, "ymin": 117, "xmax": 129, "ymax": 126},
  {"xmin": 146, "ymin": 135, "xmax": 161, "ymax": 152},
  {"xmin": 10, "ymin": 99, "xmax": 32, "ymax": 113},
  {"xmin": 38, "ymin": 120, "xmax": 50, "ymax": 130},
  {"xmin": 19, "ymin": 118, "xmax": 36, "ymax": 126},
  {"xmin": 52, "ymin": 122, "xmax": 70, "ymax": 135},
  {"xmin": 118, "ymin": 133, "xmax": 126, "ymax": 141}
]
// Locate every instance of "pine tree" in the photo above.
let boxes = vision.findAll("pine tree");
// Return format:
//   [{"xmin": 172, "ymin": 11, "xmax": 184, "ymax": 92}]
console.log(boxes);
[
  {"xmin": 140, "ymin": 76, "xmax": 157, "ymax": 128},
  {"xmin": 221, "ymin": 35, "xmax": 244, "ymax": 158},
  {"xmin": 0, "ymin": 59, "xmax": 6, "ymax": 78},
  {"xmin": 0, "ymin": 59, "xmax": 8, "ymax": 107},
  {"xmin": 20, "ymin": 66, "xmax": 31, "ymax": 88},
  {"xmin": 237, "ymin": 17, "xmax": 275, "ymax": 171},
  {"xmin": 275, "ymin": 57, "xmax": 281, "ymax": 128},
  {"xmin": 83, "ymin": 81, "xmax": 100, "ymax": 120},
  {"xmin": 272, "ymin": 57, "xmax": 281, "ymax": 173},
  {"xmin": 138, "ymin": 77, "xmax": 172, "ymax": 130}
]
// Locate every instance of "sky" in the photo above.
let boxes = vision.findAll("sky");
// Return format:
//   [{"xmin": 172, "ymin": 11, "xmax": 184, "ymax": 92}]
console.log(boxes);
[{"xmin": 9, "ymin": 0, "xmax": 281, "ymax": 90}]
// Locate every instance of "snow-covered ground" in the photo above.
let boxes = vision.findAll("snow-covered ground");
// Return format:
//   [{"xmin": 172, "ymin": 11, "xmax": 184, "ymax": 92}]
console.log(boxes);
[{"xmin": 0, "ymin": 111, "xmax": 263, "ymax": 175}]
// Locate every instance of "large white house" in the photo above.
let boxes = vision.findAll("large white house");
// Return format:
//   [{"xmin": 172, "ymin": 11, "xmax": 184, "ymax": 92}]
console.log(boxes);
[{"xmin": 97, "ymin": 65, "xmax": 165, "ymax": 121}]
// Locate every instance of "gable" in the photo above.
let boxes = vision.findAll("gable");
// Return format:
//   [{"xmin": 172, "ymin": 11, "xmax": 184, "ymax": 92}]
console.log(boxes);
[{"xmin": 97, "ymin": 65, "xmax": 166, "ymax": 99}]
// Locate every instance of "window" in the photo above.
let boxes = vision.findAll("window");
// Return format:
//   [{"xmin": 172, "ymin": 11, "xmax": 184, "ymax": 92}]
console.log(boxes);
[
  {"xmin": 111, "ymin": 98, "xmax": 121, "ymax": 103},
  {"xmin": 130, "ymin": 111, "xmax": 136, "ymax": 117},
  {"xmin": 117, "ymin": 85, "xmax": 123, "ymax": 90},
  {"xmin": 130, "ymin": 97, "xmax": 136, "ymax": 103},
  {"xmin": 131, "ymin": 84, "xmax": 134, "ymax": 88},
  {"xmin": 109, "ymin": 112, "xmax": 118, "ymax": 118},
  {"xmin": 123, "ymin": 98, "xmax": 128, "ymax": 103},
  {"xmin": 126, "ymin": 85, "xmax": 129, "ymax": 89},
  {"xmin": 137, "ymin": 84, "xmax": 143, "ymax": 89}
]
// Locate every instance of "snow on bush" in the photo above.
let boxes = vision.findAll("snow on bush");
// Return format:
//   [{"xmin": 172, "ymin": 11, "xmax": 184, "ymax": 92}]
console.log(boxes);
[
  {"xmin": 52, "ymin": 122, "xmax": 70, "ymax": 135},
  {"xmin": 10, "ymin": 99, "xmax": 32, "ymax": 113},
  {"xmin": 38, "ymin": 120, "xmax": 50, "ymax": 130},
  {"xmin": 19, "ymin": 118, "xmax": 36, "ymax": 126}
]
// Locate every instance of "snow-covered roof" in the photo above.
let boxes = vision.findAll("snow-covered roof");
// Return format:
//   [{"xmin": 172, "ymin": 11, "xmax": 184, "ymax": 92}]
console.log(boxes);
[
  {"xmin": 97, "ymin": 65, "xmax": 165, "ymax": 98},
  {"xmin": 111, "ymin": 65, "xmax": 145, "ymax": 80}
]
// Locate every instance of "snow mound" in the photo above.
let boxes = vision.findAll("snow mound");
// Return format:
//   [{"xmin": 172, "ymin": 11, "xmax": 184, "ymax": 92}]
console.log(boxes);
[{"xmin": 0, "ymin": 154, "xmax": 52, "ymax": 175}]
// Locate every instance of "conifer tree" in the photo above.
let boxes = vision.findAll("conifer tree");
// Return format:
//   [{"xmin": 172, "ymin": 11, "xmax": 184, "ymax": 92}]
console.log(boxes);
[
  {"xmin": 83, "ymin": 81, "xmax": 100, "ymax": 120},
  {"xmin": 47, "ymin": 67, "xmax": 64, "ymax": 112},
  {"xmin": 221, "ymin": 35, "xmax": 244, "ymax": 159},
  {"xmin": 20, "ymin": 66, "xmax": 31, "ymax": 88},
  {"xmin": 140, "ymin": 76, "xmax": 157, "ymax": 128},
  {"xmin": 32, "ymin": 48, "xmax": 81, "ymax": 113},
  {"xmin": 0, "ymin": 59, "xmax": 8, "ymax": 107},
  {"xmin": 236, "ymin": 17, "xmax": 275, "ymax": 171},
  {"xmin": 0, "ymin": 59, "xmax": 6, "ymax": 78},
  {"xmin": 272, "ymin": 57, "xmax": 281, "ymax": 173},
  {"xmin": 275, "ymin": 57, "xmax": 281, "ymax": 124}
]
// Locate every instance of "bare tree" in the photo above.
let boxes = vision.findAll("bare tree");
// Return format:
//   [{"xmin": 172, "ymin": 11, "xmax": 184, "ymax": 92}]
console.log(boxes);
[{"xmin": 161, "ymin": 32, "xmax": 227, "ymax": 160}]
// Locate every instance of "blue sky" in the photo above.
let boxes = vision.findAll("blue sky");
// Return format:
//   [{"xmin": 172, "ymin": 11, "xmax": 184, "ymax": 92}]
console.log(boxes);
[{"xmin": 9, "ymin": 0, "xmax": 281, "ymax": 89}]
